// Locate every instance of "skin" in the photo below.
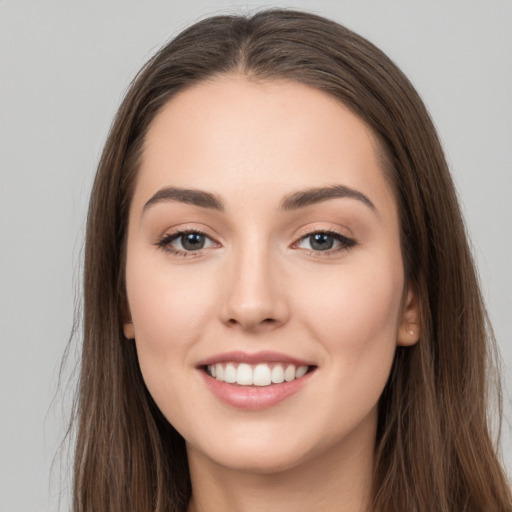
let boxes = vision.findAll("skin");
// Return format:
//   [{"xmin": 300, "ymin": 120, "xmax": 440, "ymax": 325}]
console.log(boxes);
[{"xmin": 123, "ymin": 75, "xmax": 420, "ymax": 512}]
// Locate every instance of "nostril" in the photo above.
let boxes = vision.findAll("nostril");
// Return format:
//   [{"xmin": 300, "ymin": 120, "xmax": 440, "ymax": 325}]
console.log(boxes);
[{"xmin": 226, "ymin": 317, "xmax": 277, "ymax": 326}]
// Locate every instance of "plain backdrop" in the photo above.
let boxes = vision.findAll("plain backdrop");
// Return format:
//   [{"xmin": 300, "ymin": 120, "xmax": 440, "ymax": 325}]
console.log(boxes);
[{"xmin": 1, "ymin": 1, "xmax": 511, "ymax": 510}]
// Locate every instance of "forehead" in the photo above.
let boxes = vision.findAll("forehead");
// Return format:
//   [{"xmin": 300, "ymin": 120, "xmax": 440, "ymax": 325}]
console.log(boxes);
[{"xmin": 133, "ymin": 74, "xmax": 396, "ymax": 220}]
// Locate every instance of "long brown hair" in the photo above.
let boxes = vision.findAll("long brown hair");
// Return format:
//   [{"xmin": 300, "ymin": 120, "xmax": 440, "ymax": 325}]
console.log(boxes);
[{"xmin": 72, "ymin": 9, "xmax": 512, "ymax": 511}]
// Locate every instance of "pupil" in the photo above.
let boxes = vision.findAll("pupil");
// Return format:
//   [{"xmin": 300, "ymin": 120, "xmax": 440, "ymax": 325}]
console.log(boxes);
[
  {"xmin": 310, "ymin": 233, "xmax": 333, "ymax": 251},
  {"xmin": 182, "ymin": 233, "xmax": 205, "ymax": 250}
]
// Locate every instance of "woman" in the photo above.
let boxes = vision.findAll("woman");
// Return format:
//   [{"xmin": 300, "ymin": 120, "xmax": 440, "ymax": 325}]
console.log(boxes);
[{"xmin": 72, "ymin": 9, "xmax": 512, "ymax": 512}]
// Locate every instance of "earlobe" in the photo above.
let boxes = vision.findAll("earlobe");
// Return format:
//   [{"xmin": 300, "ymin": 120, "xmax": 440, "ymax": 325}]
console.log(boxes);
[
  {"xmin": 121, "ymin": 301, "xmax": 135, "ymax": 340},
  {"xmin": 397, "ymin": 285, "xmax": 420, "ymax": 346},
  {"xmin": 123, "ymin": 321, "xmax": 135, "ymax": 340}
]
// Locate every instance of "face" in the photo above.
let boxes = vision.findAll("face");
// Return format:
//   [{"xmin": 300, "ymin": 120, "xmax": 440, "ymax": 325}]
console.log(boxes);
[{"xmin": 123, "ymin": 75, "xmax": 419, "ymax": 474}]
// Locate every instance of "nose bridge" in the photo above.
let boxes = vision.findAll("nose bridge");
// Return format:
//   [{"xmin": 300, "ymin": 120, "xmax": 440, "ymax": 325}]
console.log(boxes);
[{"xmin": 221, "ymin": 233, "xmax": 288, "ymax": 330}]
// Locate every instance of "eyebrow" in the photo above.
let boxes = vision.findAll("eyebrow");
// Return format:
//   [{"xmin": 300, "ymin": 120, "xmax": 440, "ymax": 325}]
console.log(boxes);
[
  {"xmin": 142, "ymin": 184, "xmax": 376, "ymax": 215},
  {"xmin": 280, "ymin": 185, "xmax": 377, "ymax": 213},
  {"xmin": 143, "ymin": 187, "xmax": 225, "ymax": 213}
]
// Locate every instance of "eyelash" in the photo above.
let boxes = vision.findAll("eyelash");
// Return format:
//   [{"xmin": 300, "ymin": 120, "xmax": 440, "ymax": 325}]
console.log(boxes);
[
  {"xmin": 156, "ymin": 229, "xmax": 216, "ymax": 257},
  {"xmin": 293, "ymin": 229, "xmax": 357, "ymax": 256},
  {"xmin": 155, "ymin": 229, "xmax": 357, "ymax": 257}
]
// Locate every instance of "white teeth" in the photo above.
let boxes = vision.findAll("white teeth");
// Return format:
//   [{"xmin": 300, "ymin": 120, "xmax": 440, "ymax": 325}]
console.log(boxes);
[
  {"xmin": 215, "ymin": 363, "xmax": 224, "ymax": 381},
  {"xmin": 271, "ymin": 365, "xmax": 285, "ymax": 384},
  {"xmin": 295, "ymin": 365, "xmax": 308, "ymax": 378},
  {"xmin": 253, "ymin": 364, "xmax": 272, "ymax": 386},
  {"xmin": 236, "ymin": 363, "xmax": 253, "ymax": 385},
  {"xmin": 224, "ymin": 363, "xmax": 237, "ymax": 383},
  {"xmin": 284, "ymin": 365, "xmax": 296, "ymax": 382},
  {"xmin": 207, "ymin": 362, "xmax": 311, "ymax": 386}
]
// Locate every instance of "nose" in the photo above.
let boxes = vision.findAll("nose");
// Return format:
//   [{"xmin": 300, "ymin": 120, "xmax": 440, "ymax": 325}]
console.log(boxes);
[{"xmin": 219, "ymin": 244, "xmax": 290, "ymax": 332}]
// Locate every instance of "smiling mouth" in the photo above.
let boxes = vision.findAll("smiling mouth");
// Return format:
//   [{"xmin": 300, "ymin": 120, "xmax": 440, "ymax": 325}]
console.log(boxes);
[{"xmin": 202, "ymin": 362, "xmax": 316, "ymax": 386}]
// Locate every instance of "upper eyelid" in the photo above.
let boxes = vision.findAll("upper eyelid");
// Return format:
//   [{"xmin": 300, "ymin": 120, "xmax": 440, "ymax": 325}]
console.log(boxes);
[
  {"xmin": 293, "ymin": 230, "xmax": 355, "ymax": 247},
  {"xmin": 160, "ymin": 225, "xmax": 220, "ymax": 242},
  {"xmin": 298, "ymin": 228, "xmax": 345, "ymax": 238},
  {"xmin": 293, "ymin": 227, "xmax": 354, "ymax": 242},
  {"xmin": 164, "ymin": 229, "xmax": 218, "ymax": 247},
  {"xmin": 156, "ymin": 226, "xmax": 356, "ymax": 250},
  {"xmin": 294, "ymin": 223, "xmax": 353, "ymax": 238},
  {"xmin": 162, "ymin": 227, "xmax": 350, "ymax": 240}
]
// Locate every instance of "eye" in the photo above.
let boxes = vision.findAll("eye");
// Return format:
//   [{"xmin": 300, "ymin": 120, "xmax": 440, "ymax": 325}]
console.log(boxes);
[
  {"xmin": 157, "ymin": 230, "xmax": 218, "ymax": 255},
  {"xmin": 295, "ymin": 231, "xmax": 356, "ymax": 252}
]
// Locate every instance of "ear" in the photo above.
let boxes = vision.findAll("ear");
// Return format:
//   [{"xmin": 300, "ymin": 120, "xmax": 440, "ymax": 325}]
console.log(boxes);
[
  {"xmin": 123, "ymin": 321, "xmax": 135, "ymax": 340},
  {"xmin": 397, "ymin": 284, "xmax": 420, "ymax": 346},
  {"xmin": 122, "ymin": 302, "xmax": 135, "ymax": 340}
]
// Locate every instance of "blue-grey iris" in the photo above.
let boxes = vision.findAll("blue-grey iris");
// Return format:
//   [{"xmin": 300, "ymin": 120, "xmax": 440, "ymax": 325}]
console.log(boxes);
[
  {"xmin": 181, "ymin": 233, "xmax": 205, "ymax": 250},
  {"xmin": 310, "ymin": 233, "xmax": 334, "ymax": 251}
]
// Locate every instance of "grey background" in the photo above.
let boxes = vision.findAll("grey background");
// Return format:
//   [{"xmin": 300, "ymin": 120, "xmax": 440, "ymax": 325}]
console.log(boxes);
[{"xmin": 1, "ymin": 1, "xmax": 510, "ymax": 510}]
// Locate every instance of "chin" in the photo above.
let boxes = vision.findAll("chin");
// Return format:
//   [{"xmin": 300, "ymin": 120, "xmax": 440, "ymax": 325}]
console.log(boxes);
[
  {"xmin": 191, "ymin": 441, "xmax": 316, "ymax": 475},
  {"xmin": 185, "ymin": 418, "xmax": 348, "ymax": 477}
]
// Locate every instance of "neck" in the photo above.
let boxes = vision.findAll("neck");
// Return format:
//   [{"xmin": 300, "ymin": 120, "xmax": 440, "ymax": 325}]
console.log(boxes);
[{"xmin": 186, "ymin": 414, "xmax": 376, "ymax": 512}]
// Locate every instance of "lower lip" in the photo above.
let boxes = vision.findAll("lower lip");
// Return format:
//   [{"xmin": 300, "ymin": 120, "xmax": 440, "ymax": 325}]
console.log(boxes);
[{"xmin": 199, "ymin": 369, "xmax": 315, "ymax": 410}]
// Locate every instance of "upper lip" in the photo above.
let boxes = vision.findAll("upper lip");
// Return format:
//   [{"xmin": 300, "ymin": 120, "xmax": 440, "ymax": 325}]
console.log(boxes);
[{"xmin": 196, "ymin": 350, "xmax": 315, "ymax": 367}]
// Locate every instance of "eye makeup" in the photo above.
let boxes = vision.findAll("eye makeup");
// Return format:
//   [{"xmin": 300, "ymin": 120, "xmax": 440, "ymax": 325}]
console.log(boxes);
[{"xmin": 155, "ymin": 227, "xmax": 357, "ymax": 258}]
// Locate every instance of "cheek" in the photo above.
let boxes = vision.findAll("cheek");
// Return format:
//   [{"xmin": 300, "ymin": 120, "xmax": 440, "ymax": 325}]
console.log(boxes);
[
  {"xmin": 286, "ymin": 256, "xmax": 403, "ymax": 434},
  {"xmin": 125, "ymin": 249, "xmax": 219, "ymax": 379},
  {"xmin": 293, "ymin": 255, "xmax": 404, "ymax": 367},
  {"xmin": 126, "ymin": 254, "xmax": 222, "ymax": 428}
]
